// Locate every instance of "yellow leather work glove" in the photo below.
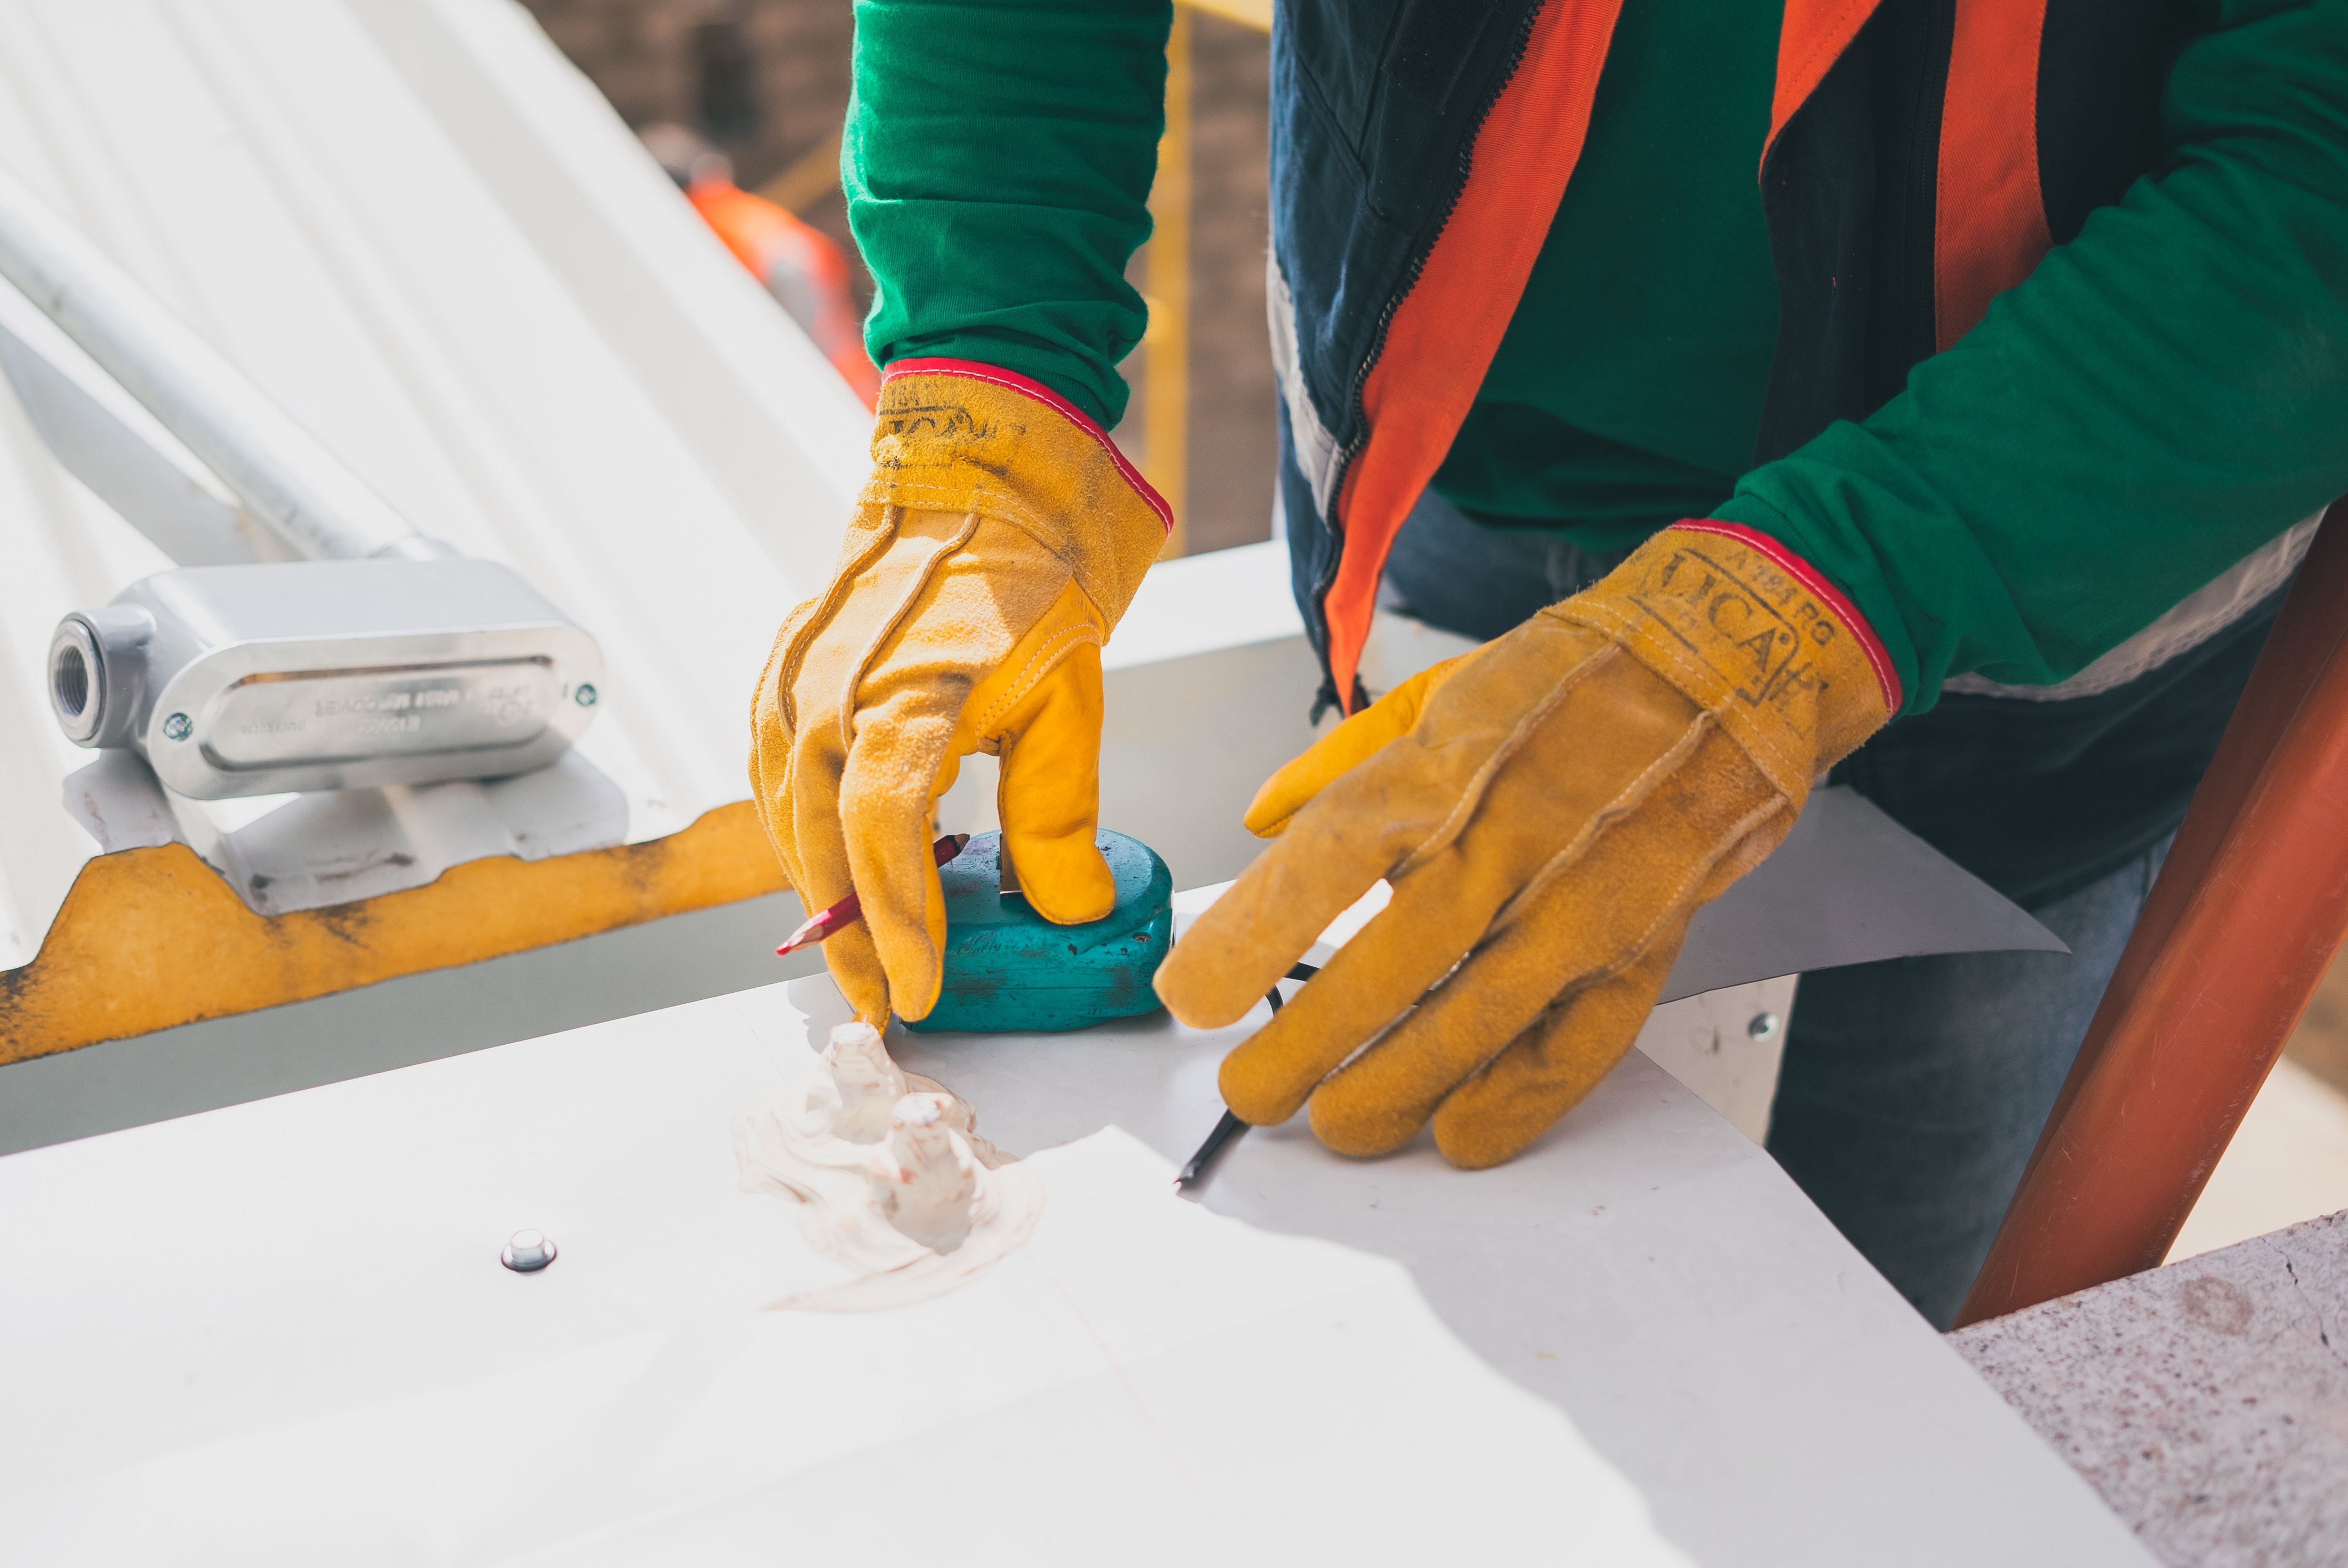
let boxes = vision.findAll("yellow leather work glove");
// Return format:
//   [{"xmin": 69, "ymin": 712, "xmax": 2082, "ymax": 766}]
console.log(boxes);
[
  {"xmin": 750, "ymin": 360, "xmax": 1168, "ymax": 1024},
  {"xmin": 1154, "ymin": 524, "xmax": 1899, "ymax": 1169}
]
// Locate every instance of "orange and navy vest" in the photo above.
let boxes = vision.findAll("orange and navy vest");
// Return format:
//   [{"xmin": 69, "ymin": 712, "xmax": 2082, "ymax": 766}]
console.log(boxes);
[{"xmin": 1270, "ymin": 0, "xmax": 2191, "ymax": 714}]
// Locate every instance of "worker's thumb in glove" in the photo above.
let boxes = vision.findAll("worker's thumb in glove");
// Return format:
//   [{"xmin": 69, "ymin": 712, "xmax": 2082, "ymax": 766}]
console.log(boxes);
[
  {"xmin": 961, "ymin": 580, "xmax": 1118, "ymax": 927},
  {"xmin": 1243, "ymin": 652, "xmax": 1474, "ymax": 838}
]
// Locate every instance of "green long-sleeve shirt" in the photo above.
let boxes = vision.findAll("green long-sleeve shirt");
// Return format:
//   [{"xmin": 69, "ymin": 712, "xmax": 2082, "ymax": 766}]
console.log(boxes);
[
  {"xmin": 846, "ymin": 0, "xmax": 1169, "ymax": 427},
  {"xmin": 845, "ymin": 0, "xmax": 2348, "ymax": 711}
]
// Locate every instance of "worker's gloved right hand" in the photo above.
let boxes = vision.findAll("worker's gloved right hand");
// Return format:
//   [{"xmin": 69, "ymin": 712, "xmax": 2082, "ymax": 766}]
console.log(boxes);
[
  {"xmin": 1156, "ymin": 523, "xmax": 1899, "ymax": 1169},
  {"xmin": 750, "ymin": 360, "xmax": 1168, "ymax": 1025}
]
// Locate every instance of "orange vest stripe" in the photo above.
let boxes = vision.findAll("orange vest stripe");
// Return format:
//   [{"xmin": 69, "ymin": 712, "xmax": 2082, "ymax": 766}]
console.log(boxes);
[
  {"xmin": 1935, "ymin": 0, "xmax": 2053, "ymax": 349},
  {"xmin": 1768, "ymin": 0, "xmax": 1889, "ymax": 166},
  {"xmin": 1328, "ymin": 0, "xmax": 1626, "ymax": 711},
  {"xmin": 1323, "ymin": 0, "xmax": 2043, "ymax": 712}
]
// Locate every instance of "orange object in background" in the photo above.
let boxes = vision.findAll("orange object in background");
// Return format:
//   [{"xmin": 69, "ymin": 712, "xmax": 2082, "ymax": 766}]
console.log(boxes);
[
  {"xmin": 690, "ymin": 179, "xmax": 879, "ymax": 407},
  {"xmin": 1958, "ymin": 501, "xmax": 2348, "ymax": 1325},
  {"xmin": 640, "ymin": 122, "xmax": 878, "ymax": 408}
]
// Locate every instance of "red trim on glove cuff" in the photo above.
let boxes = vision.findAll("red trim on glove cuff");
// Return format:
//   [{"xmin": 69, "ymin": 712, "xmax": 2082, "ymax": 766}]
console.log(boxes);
[
  {"xmin": 881, "ymin": 357, "xmax": 1172, "ymax": 534},
  {"xmin": 1669, "ymin": 520, "xmax": 1903, "ymax": 715}
]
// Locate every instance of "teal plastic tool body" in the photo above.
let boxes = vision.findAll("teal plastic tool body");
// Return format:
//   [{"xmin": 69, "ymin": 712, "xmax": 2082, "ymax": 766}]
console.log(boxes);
[{"xmin": 905, "ymin": 829, "xmax": 1171, "ymax": 1034}]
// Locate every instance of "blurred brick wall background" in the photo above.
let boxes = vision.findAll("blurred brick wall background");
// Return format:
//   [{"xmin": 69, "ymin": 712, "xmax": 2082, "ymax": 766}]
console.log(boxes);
[{"xmin": 515, "ymin": 0, "xmax": 1278, "ymax": 554}]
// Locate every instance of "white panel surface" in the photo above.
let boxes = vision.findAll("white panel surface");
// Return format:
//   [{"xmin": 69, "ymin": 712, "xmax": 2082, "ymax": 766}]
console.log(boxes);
[
  {"xmin": 0, "ymin": 964, "xmax": 2150, "ymax": 1566},
  {"xmin": 0, "ymin": 990, "xmax": 1697, "ymax": 1567}
]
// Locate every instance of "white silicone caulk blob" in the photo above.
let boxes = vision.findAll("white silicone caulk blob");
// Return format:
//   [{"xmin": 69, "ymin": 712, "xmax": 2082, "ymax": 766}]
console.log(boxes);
[
  {"xmin": 731, "ymin": 1023, "xmax": 1043, "ymax": 1311},
  {"xmin": 867, "ymin": 1093, "xmax": 977, "ymax": 1253},
  {"xmin": 734, "ymin": 1022, "xmax": 1003, "ymax": 1175}
]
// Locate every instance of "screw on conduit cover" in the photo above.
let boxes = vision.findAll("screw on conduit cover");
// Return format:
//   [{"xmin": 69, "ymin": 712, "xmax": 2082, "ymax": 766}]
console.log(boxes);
[{"xmin": 501, "ymin": 1229, "xmax": 557, "ymax": 1272}]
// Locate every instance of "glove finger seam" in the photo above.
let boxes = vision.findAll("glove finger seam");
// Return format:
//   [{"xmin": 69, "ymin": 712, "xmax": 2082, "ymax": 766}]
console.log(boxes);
[
  {"xmin": 1481, "ymin": 709, "xmax": 1715, "ymax": 938},
  {"xmin": 837, "ymin": 512, "xmax": 984, "ymax": 755},
  {"xmin": 1389, "ymin": 786, "xmax": 1790, "ymax": 1090},
  {"xmin": 779, "ymin": 511, "xmax": 899, "ymax": 734},
  {"xmin": 1393, "ymin": 641, "xmax": 1618, "ymax": 879},
  {"xmin": 1547, "ymin": 790, "xmax": 1793, "ymax": 997},
  {"xmin": 1420, "ymin": 834, "xmax": 1754, "ymax": 1162},
  {"xmin": 864, "ymin": 477, "xmax": 1052, "ymax": 540},
  {"xmin": 1429, "ymin": 963, "xmax": 1664, "ymax": 1165},
  {"xmin": 866, "ymin": 478, "xmax": 1146, "ymax": 629},
  {"xmin": 967, "ymin": 618, "xmax": 1100, "ymax": 741}
]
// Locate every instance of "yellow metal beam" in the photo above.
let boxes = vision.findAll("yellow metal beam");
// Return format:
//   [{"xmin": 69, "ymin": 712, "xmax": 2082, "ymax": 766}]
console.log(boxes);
[
  {"xmin": 755, "ymin": 128, "xmax": 845, "ymax": 214},
  {"xmin": 1145, "ymin": 3, "xmax": 1193, "ymax": 557},
  {"xmin": 1180, "ymin": 0, "xmax": 1271, "ymax": 32},
  {"xmin": 0, "ymin": 804, "xmax": 788, "ymax": 1065}
]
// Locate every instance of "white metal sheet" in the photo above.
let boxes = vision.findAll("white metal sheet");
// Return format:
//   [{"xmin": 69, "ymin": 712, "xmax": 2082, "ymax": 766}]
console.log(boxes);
[{"xmin": 0, "ymin": 961, "xmax": 2149, "ymax": 1566}]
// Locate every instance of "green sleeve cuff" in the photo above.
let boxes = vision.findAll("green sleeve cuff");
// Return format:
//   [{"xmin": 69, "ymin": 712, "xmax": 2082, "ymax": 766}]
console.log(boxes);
[
  {"xmin": 1718, "ymin": 0, "xmax": 2348, "ymax": 718},
  {"xmin": 847, "ymin": 0, "xmax": 1171, "ymax": 432}
]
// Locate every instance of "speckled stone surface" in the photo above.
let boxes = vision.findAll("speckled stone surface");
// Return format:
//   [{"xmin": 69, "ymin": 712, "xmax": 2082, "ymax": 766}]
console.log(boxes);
[{"xmin": 1950, "ymin": 1210, "xmax": 2348, "ymax": 1567}]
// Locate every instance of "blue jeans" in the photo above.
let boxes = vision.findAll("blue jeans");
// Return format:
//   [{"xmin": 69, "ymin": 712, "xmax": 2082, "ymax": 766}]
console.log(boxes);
[
  {"xmin": 1764, "ymin": 842, "xmax": 2168, "ymax": 1326},
  {"xmin": 1378, "ymin": 489, "xmax": 2263, "ymax": 1327}
]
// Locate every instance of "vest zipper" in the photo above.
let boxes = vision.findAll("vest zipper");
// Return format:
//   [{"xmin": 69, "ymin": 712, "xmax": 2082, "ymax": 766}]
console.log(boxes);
[{"xmin": 1313, "ymin": 0, "xmax": 1544, "ymax": 711}]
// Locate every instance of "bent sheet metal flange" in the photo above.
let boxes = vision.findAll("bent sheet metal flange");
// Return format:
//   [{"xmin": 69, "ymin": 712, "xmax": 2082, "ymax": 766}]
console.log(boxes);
[{"xmin": 1660, "ymin": 782, "xmax": 2066, "ymax": 1003}]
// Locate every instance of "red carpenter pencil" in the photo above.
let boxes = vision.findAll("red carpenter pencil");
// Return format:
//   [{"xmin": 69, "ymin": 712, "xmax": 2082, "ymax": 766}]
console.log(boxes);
[{"xmin": 775, "ymin": 833, "xmax": 970, "ymax": 957}]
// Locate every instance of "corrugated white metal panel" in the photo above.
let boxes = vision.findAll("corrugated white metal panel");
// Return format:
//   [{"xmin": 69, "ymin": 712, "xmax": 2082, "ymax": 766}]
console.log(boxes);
[{"xmin": 0, "ymin": 0, "xmax": 871, "ymax": 970}]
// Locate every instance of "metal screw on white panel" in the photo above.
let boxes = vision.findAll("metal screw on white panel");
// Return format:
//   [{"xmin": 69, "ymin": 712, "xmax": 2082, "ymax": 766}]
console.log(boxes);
[
  {"xmin": 161, "ymin": 711, "xmax": 192, "ymax": 741},
  {"xmin": 1747, "ymin": 1013, "xmax": 1781, "ymax": 1041},
  {"xmin": 574, "ymin": 683, "xmax": 597, "ymax": 707},
  {"xmin": 501, "ymin": 1229, "xmax": 557, "ymax": 1272}
]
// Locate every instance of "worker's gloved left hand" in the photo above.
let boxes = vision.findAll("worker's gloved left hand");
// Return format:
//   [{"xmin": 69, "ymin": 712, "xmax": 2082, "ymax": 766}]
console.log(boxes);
[{"xmin": 1155, "ymin": 524, "xmax": 1898, "ymax": 1168}]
